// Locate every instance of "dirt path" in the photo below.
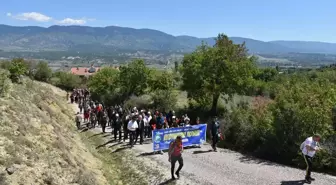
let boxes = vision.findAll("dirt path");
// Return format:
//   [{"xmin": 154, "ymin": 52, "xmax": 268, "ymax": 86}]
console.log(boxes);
[{"xmin": 72, "ymin": 104, "xmax": 336, "ymax": 185}]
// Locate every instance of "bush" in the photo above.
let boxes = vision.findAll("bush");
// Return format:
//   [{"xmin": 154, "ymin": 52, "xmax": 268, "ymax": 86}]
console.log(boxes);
[
  {"xmin": 33, "ymin": 61, "xmax": 52, "ymax": 82},
  {"xmin": 220, "ymin": 74, "xmax": 336, "ymax": 174},
  {"xmin": 123, "ymin": 95, "xmax": 152, "ymax": 111},
  {"xmin": 51, "ymin": 71, "xmax": 82, "ymax": 91},
  {"xmin": 151, "ymin": 90, "xmax": 177, "ymax": 112},
  {"xmin": 0, "ymin": 69, "xmax": 11, "ymax": 97},
  {"xmin": 8, "ymin": 58, "xmax": 27, "ymax": 83}
]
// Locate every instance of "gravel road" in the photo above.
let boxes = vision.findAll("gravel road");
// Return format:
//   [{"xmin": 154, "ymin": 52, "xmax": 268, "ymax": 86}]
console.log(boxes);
[
  {"xmin": 88, "ymin": 125, "xmax": 336, "ymax": 185},
  {"xmin": 73, "ymin": 106, "xmax": 336, "ymax": 185}
]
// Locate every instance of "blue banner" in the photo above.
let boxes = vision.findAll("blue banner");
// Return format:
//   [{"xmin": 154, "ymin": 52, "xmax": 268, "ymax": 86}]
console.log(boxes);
[{"xmin": 152, "ymin": 124, "xmax": 207, "ymax": 151}]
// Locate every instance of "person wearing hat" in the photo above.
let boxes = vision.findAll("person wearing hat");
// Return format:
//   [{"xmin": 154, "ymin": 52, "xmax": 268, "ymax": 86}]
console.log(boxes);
[{"xmin": 301, "ymin": 134, "xmax": 321, "ymax": 183}]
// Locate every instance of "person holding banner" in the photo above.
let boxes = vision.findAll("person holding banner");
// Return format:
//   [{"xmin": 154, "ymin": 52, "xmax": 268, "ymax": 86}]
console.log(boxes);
[{"xmin": 168, "ymin": 136, "xmax": 184, "ymax": 180}]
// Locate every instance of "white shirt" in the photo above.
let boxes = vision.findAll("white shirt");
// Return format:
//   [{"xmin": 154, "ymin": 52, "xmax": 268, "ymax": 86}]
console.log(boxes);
[
  {"xmin": 144, "ymin": 116, "xmax": 150, "ymax": 127},
  {"xmin": 302, "ymin": 137, "xmax": 318, "ymax": 157},
  {"xmin": 127, "ymin": 120, "xmax": 138, "ymax": 131}
]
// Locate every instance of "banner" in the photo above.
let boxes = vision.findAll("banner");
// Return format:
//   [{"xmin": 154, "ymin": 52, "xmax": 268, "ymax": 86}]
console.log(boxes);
[{"xmin": 152, "ymin": 124, "xmax": 207, "ymax": 151}]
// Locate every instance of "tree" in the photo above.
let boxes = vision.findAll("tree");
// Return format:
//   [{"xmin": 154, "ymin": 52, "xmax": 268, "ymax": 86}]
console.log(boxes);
[
  {"xmin": 34, "ymin": 61, "xmax": 52, "ymax": 82},
  {"xmin": 88, "ymin": 67, "xmax": 120, "ymax": 104},
  {"xmin": 174, "ymin": 61, "xmax": 179, "ymax": 72},
  {"xmin": 254, "ymin": 68, "xmax": 278, "ymax": 82},
  {"xmin": 180, "ymin": 34, "xmax": 257, "ymax": 115},
  {"xmin": 50, "ymin": 71, "xmax": 82, "ymax": 91},
  {"xmin": 149, "ymin": 70, "xmax": 175, "ymax": 91},
  {"xmin": 119, "ymin": 59, "xmax": 150, "ymax": 96},
  {"xmin": 8, "ymin": 58, "xmax": 28, "ymax": 83}
]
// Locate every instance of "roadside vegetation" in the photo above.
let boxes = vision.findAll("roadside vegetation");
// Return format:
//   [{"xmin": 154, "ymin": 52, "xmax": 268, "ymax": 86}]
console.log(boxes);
[{"xmin": 1, "ymin": 33, "xmax": 336, "ymax": 176}]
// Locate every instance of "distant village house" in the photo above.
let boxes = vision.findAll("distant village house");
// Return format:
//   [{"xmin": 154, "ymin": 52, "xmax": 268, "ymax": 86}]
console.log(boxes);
[{"xmin": 70, "ymin": 64, "xmax": 119, "ymax": 77}]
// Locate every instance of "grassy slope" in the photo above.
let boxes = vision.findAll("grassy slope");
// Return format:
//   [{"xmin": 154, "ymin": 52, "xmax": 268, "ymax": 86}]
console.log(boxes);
[{"xmin": 0, "ymin": 75, "xmax": 146, "ymax": 185}]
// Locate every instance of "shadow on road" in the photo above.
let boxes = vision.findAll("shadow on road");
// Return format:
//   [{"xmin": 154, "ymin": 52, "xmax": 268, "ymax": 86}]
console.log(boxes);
[
  {"xmin": 96, "ymin": 139, "xmax": 115, "ymax": 149},
  {"xmin": 88, "ymin": 132, "xmax": 106, "ymax": 138},
  {"xmin": 137, "ymin": 152, "xmax": 157, "ymax": 157},
  {"xmin": 108, "ymin": 142, "xmax": 123, "ymax": 148},
  {"xmin": 158, "ymin": 178, "xmax": 175, "ymax": 185},
  {"xmin": 238, "ymin": 155, "xmax": 281, "ymax": 167},
  {"xmin": 111, "ymin": 145, "xmax": 131, "ymax": 153},
  {"xmin": 80, "ymin": 127, "xmax": 89, "ymax": 133},
  {"xmin": 193, "ymin": 150, "xmax": 213, "ymax": 154},
  {"xmin": 280, "ymin": 180, "xmax": 306, "ymax": 185}
]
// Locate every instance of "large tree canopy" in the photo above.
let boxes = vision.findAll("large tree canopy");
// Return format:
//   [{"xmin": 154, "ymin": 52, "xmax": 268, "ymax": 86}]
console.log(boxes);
[
  {"xmin": 119, "ymin": 59, "xmax": 150, "ymax": 96},
  {"xmin": 180, "ymin": 34, "xmax": 257, "ymax": 115}
]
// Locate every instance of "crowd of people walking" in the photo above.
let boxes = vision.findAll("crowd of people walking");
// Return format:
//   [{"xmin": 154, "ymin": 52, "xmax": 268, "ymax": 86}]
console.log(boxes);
[
  {"xmin": 70, "ymin": 88, "xmax": 322, "ymax": 182},
  {"xmin": 70, "ymin": 88, "xmax": 224, "ymax": 180}
]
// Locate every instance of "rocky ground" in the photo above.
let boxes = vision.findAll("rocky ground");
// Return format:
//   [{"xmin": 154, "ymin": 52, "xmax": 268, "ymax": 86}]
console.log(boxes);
[{"xmin": 74, "ymin": 105, "xmax": 336, "ymax": 185}]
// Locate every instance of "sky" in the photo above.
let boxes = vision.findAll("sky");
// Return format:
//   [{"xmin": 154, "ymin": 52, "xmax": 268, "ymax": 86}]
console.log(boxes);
[{"xmin": 1, "ymin": 0, "xmax": 336, "ymax": 42}]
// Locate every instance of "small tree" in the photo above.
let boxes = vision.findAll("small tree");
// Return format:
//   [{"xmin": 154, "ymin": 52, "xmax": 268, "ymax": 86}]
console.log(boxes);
[
  {"xmin": 88, "ymin": 67, "xmax": 120, "ymax": 103},
  {"xmin": 34, "ymin": 61, "xmax": 52, "ymax": 82},
  {"xmin": 8, "ymin": 58, "xmax": 28, "ymax": 83},
  {"xmin": 51, "ymin": 71, "xmax": 82, "ymax": 91},
  {"xmin": 149, "ymin": 70, "xmax": 175, "ymax": 92}
]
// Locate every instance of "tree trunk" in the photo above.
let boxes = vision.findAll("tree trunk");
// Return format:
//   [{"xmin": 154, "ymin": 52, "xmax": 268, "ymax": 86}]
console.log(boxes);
[{"xmin": 210, "ymin": 93, "xmax": 220, "ymax": 116}]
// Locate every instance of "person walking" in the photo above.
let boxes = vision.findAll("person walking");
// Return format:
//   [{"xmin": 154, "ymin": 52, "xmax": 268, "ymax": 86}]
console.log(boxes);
[
  {"xmin": 144, "ymin": 112, "xmax": 151, "ymax": 138},
  {"xmin": 136, "ymin": 115, "xmax": 145, "ymax": 144},
  {"xmin": 100, "ymin": 111, "xmax": 108, "ymax": 133},
  {"xmin": 168, "ymin": 136, "xmax": 184, "ymax": 180},
  {"xmin": 210, "ymin": 116, "xmax": 220, "ymax": 152},
  {"xmin": 127, "ymin": 115, "xmax": 138, "ymax": 147},
  {"xmin": 113, "ymin": 114, "xmax": 122, "ymax": 142},
  {"xmin": 75, "ymin": 112, "xmax": 82, "ymax": 130},
  {"xmin": 301, "ymin": 134, "xmax": 321, "ymax": 183}
]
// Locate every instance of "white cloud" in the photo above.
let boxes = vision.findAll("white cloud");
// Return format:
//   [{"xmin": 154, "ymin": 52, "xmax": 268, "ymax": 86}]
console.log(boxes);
[
  {"xmin": 57, "ymin": 18, "xmax": 87, "ymax": 25},
  {"xmin": 7, "ymin": 12, "xmax": 95, "ymax": 25},
  {"xmin": 12, "ymin": 12, "xmax": 52, "ymax": 22}
]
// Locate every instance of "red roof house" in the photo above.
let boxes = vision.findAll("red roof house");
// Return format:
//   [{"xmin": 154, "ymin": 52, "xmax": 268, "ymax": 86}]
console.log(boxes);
[{"xmin": 70, "ymin": 66, "xmax": 101, "ymax": 76}]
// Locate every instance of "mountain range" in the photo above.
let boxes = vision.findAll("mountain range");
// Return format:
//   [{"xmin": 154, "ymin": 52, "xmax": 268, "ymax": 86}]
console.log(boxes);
[{"xmin": 1, "ymin": 24, "xmax": 336, "ymax": 54}]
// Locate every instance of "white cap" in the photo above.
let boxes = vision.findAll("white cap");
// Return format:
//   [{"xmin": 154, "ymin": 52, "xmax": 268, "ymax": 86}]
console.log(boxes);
[
  {"xmin": 115, "ymin": 114, "xmax": 119, "ymax": 117},
  {"xmin": 172, "ymin": 116, "xmax": 176, "ymax": 119}
]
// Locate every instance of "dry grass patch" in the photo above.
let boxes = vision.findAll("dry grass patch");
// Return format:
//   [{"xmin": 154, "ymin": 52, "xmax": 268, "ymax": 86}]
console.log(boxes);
[{"xmin": 0, "ymin": 78, "xmax": 109, "ymax": 185}]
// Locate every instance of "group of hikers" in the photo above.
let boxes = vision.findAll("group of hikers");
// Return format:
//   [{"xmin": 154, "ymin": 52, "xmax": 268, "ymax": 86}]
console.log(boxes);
[
  {"xmin": 71, "ymin": 88, "xmax": 322, "ymax": 182},
  {"xmin": 71, "ymin": 88, "xmax": 222, "ymax": 180}
]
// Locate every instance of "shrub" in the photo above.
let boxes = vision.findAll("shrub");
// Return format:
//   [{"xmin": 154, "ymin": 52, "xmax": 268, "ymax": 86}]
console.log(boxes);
[
  {"xmin": 33, "ymin": 61, "xmax": 52, "ymax": 82},
  {"xmin": 8, "ymin": 58, "xmax": 27, "ymax": 83},
  {"xmin": 151, "ymin": 90, "xmax": 177, "ymax": 112},
  {"xmin": 0, "ymin": 69, "xmax": 11, "ymax": 97},
  {"xmin": 51, "ymin": 71, "xmax": 82, "ymax": 91}
]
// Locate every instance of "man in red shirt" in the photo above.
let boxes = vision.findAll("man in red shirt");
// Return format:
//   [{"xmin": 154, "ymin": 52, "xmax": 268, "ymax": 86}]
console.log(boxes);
[{"xmin": 168, "ymin": 136, "xmax": 184, "ymax": 180}]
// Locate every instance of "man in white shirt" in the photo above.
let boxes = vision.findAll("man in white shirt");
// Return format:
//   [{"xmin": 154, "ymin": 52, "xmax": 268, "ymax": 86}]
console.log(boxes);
[
  {"xmin": 301, "ymin": 134, "xmax": 321, "ymax": 183},
  {"xmin": 143, "ymin": 113, "xmax": 150, "ymax": 138},
  {"xmin": 127, "ymin": 115, "xmax": 138, "ymax": 147}
]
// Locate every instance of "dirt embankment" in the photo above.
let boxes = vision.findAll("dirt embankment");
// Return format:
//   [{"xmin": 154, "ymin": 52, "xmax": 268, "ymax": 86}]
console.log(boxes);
[{"xmin": 0, "ymin": 78, "xmax": 109, "ymax": 185}]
